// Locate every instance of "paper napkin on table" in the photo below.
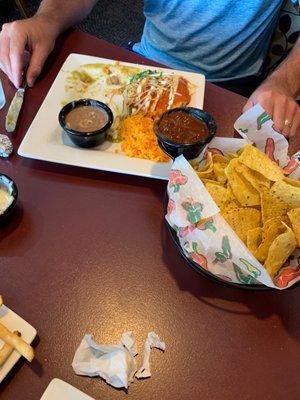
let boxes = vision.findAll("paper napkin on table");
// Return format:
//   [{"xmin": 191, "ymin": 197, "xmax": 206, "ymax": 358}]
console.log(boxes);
[
  {"xmin": 72, "ymin": 332, "xmax": 137, "ymax": 389},
  {"xmin": 136, "ymin": 332, "xmax": 166, "ymax": 379},
  {"xmin": 72, "ymin": 331, "xmax": 165, "ymax": 389}
]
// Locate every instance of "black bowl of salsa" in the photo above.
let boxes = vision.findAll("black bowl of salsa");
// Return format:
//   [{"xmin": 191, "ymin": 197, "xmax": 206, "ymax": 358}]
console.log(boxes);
[
  {"xmin": 154, "ymin": 107, "xmax": 216, "ymax": 160},
  {"xmin": 59, "ymin": 99, "xmax": 114, "ymax": 148}
]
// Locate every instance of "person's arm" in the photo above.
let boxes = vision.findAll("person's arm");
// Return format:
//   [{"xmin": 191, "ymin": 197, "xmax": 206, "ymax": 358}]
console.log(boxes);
[
  {"xmin": 243, "ymin": 37, "xmax": 300, "ymax": 137},
  {"xmin": 0, "ymin": 0, "xmax": 97, "ymax": 88}
]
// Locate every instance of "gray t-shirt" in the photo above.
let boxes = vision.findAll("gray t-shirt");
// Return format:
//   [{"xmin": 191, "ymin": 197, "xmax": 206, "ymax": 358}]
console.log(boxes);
[{"xmin": 134, "ymin": 0, "xmax": 284, "ymax": 81}]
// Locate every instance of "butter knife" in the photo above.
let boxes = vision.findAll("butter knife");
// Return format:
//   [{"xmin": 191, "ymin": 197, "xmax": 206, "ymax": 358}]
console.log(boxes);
[
  {"xmin": 5, "ymin": 82, "xmax": 27, "ymax": 133},
  {"xmin": 0, "ymin": 78, "xmax": 6, "ymax": 110}
]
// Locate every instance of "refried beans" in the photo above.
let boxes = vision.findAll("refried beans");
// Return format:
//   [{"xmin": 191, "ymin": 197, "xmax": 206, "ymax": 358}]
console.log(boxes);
[{"xmin": 65, "ymin": 106, "xmax": 108, "ymax": 133}]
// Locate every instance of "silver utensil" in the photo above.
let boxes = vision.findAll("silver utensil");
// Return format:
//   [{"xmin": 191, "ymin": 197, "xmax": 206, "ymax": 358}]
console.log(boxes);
[
  {"xmin": 0, "ymin": 79, "xmax": 5, "ymax": 110},
  {"xmin": 5, "ymin": 81, "xmax": 27, "ymax": 133}
]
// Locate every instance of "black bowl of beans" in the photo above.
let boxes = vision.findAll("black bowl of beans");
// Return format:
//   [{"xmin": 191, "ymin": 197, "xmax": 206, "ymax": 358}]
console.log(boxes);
[
  {"xmin": 59, "ymin": 99, "xmax": 114, "ymax": 148},
  {"xmin": 154, "ymin": 107, "xmax": 216, "ymax": 160}
]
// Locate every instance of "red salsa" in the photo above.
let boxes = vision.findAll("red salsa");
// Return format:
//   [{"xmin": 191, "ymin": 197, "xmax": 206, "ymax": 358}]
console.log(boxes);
[{"xmin": 157, "ymin": 110, "xmax": 208, "ymax": 144}]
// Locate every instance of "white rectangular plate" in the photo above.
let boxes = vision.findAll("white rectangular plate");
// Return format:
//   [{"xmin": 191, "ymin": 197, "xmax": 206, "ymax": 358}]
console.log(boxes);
[
  {"xmin": 0, "ymin": 305, "xmax": 37, "ymax": 383},
  {"xmin": 41, "ymin": 379, "xmax": 94, "ymax": 400},
  {"xmin": 18, "ymin": 53, "xmax": 205, "ymax": 180}
]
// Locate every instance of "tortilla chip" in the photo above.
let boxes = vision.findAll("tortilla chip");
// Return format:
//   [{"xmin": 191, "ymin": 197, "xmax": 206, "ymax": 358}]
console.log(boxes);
[
  {"xmin": 271, "ymin": 180, "xmax": 300, "ymax": 209},
  {"xmin": 213, "ymin": 162, "xmax": 227, "ymax": 185},
  {"xmin": 196, "ymin": 168, "xmax": 215, "ymax": 180},
  {"xmin": 221, "ymin": 201, "xmax": 241, "ymax": 214},
  {"xmin": 260, "ymin": 186, "xmax": 290, "ymax": 224},
  {"xmin": 247, "ymin": 227, "xmax": 263, "ymax": 255},
  {"xmin": 287, "ymin": 208, "xmax": 300, "ymax": 246},
  {"xmin": 204, "ymin": 182, "xmax": 228, "ymax": 209},
  {"xmin": 284, "ymin": 177, "xmax": 300, "ymax": 188},
  {"xmin": 222, "ymin": 207, "xmax": 261, "ymax": 243},
  {"xmin": 219, "ymin": 185, "xmax": 241, "ymax": 212},
  {"xmin": 233, "ymin": 161, "xmax": 270, "ymax": 191},
  {"xmin": 238, "ymin": 144, "xmax": 284, "ymax": 181},
  {"xmin": 264, "ymin": 224, "xmax": 297, "ymax": 278},
  {"xmin": 225, "ymin": 158, "xmax": 260, "ymax": 206},
  {"xmin": 202, "ymin": 178, "xmax": 223, "ymax": 186},
  {"xmin": 226, "ymin": 185, "xmax": 237, "ymax": 201},
  {"xmin": 212, "ymin": 154, "xmax": 229, "ymax": 164},
  {"xmin": 189, "ymin": 159, "xmax": 200, "ymax": 169},
  {"xmin": 226, "ymin": 151, "xmax": 238, "ymax": 159},
  {"xmin": 255, "ymin": 220, "xmax": 286, "ymax": 262},
  {"xmin": 194, "ymin": 152, "xmax": 213, "ymax": 172},
  {"xmin": 262, "ymin": 217, "xmax": 283, "ymax": 232},
  {"xmin": 190, "ymin": 144, "xmax": 297, "ymax": 279},
  {"xmin": 237, "ymin": 147, "xmax": 245, "ymax": 156}
]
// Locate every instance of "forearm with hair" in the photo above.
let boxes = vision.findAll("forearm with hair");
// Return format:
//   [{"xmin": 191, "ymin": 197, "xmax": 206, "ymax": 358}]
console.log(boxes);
[
  {"xmin": 35, "ymin": 0, "xmax": 98, "ymax": 35},
  {"xmin": 268, "ymin": 37, "xmax": 300, "ymax": 98}
]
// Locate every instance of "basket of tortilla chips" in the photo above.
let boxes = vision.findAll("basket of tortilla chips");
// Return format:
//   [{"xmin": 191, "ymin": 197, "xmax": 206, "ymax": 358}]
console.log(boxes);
[{"xmin": 165, "ymin": 105, "xmax": 300, "ymax": 290}]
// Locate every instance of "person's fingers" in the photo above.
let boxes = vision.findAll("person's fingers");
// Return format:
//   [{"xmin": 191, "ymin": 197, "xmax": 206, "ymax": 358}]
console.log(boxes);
[
  {"xmin": 242, "ymin": 99, "xmax": 254, "ymax": 113},
  {"xmin": 9, "ymin": 31, "xmax": 27, "ymax": 88},
  {"xmin": 0, "ymin": 34, "xmax": 12, "ymax": 82},
  {"xmin": 254, "ymin": 89, "xmax": 275, "ymax": 119},
  {"xmin": 270, "ymin": 95, "xmax": 286, "ymax": 133},
  {"xmin": 289, "ymin": 107, "xmax": 300, "ymax": 137},
  {"xmin": 258, "ymin": 99, "xmax": 275, "ymax": 120},
  {"xmin": 281, "ymin": 100, "xmax": 298, "ymax": 137},
  {"xmin": 241, "ymin": 83, "xmax": 300, "ymax": 138},
  {"xmin": 26, "ymin": 44, "xmax": 50, "ymax": 87}
]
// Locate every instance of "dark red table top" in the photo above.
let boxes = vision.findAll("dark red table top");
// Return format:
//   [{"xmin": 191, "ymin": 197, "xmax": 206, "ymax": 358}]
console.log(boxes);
[{"xmin": 0, "ymin": 30, "xmax": 299, "ymax": 400}]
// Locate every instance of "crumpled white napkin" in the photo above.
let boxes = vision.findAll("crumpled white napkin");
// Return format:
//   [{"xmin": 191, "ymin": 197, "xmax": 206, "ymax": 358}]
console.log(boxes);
[
  {"xmin": 72, "ymin": 331, "xmax": 165, "ymax": 389},
  {"xmin": 72, "ymin": 332, "xmax": 137, "ymax": 389},
  {"xmin": 136, "ymin": 332, "xmax": 166, "ymax": 379}
]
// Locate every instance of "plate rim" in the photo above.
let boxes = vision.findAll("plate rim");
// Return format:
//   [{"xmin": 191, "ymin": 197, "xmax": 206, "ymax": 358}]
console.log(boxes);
[{"xmin": 40, "ymin": 378, "xmax": 94, "ymax": 400}]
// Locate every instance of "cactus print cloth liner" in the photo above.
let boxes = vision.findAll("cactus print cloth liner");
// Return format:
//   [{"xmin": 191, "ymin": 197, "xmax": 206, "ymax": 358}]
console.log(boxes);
[{"xmin": 166, "ymin": 104, "xmax": 300, "ymax": 290}]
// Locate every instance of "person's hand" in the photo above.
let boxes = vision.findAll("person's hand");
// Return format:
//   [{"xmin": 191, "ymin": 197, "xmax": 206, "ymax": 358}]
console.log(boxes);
[
  {"xmin": 0, "ymin": 15, "xmax": 59, "ymax": 88},
  {"xmin": 243, "ymin": 79, "xmax": 300, "ymax": 137}
]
